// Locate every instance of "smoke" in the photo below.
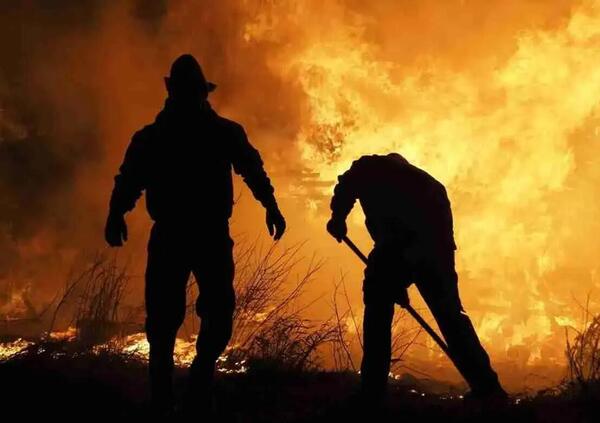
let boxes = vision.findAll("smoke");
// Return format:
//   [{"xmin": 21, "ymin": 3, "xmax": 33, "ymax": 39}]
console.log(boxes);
[
  {"xmin": 0, "ymin": 0, "xmax": 306, "ymax": 303},
  {"xmin": 0, "ymin": 2, "xmax": 103, "ymax": 279}
]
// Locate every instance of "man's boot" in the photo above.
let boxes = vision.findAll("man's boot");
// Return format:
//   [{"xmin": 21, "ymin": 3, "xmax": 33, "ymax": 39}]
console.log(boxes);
[
  {"xmin": 463, "ymin": 384, "xmax": 510, "ymax": 411},
  {"xmin": 149, "ymin": 371, "xmax": 176, "ymax": 418},
  {"xmin": 181, "ymin": 358, "xmax": 216, "ymax": 418}
]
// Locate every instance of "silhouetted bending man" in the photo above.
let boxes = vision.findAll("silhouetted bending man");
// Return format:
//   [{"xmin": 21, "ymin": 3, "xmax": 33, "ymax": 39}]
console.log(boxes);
[
  {"xmin": 105, "ymin": 54, "xmax": 286, "ymax": 414},
  {"xmin": 326, "ymin": 153, "xmax": 505, "ymax": 403}
]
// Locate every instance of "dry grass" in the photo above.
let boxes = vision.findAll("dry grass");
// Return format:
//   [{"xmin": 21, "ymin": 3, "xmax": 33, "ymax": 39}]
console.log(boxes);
[
  {"xmin": 25, "ymin": 240, "xmax": 422, "ymax": 376},
  {"xmin": 48, "ymin": 253, "xmax": 141, "ymax": 347},
  {"xmin": 329, "ymin": 275, "xmax": 421, "ymax": 375},
  {"xmin": 217, "ymin": 241, "xmax": 338, "ymax": 372},
  {"xmin": 565, "ymin": 295, "xmax": 600, "ymax": 388}
]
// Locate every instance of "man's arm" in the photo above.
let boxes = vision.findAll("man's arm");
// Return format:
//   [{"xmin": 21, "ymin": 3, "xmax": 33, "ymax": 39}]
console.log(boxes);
[
  {"xmin": 109, "ymin": 130, "xmax": 148, "ymax": 215},
  {"xmin": 231, "ymin": 124, "xmax": 285, "ymax": 240},
  {"xmin": 105, "ymin": 129, "xmax": 149, "ymax": 246},
  {"xmin": 327, "ymin": 158, "xmax": 364, "ymax": 242}
]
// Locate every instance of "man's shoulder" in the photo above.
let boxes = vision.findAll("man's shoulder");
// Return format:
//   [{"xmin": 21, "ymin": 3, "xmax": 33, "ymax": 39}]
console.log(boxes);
[
  {"xmin": 131, "ymin": 123, "xmax": 157, "ymax": 144},
  {"xmin": 407, "ymin": 166, "xmax": 449, "ymax": 200},
  {"xmin": 212, "ymin": 112, "xmax": 245, "ymax": 135},
  {"xmin": 406, "ymin": 164, "xmax": 445, "ymax": 188}
]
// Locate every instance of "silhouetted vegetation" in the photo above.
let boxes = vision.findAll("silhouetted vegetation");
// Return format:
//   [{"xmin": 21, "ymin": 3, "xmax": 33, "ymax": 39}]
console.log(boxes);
[
  {"xmin": 565, "ymin": 295, "xmax": 600, "ymax": 396},
  {"xmin": 1, "ymin": 250, "xmax": 600, "ymax": 421}
]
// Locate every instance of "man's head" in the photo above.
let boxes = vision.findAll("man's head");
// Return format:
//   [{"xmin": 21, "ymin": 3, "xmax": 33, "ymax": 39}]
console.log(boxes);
[
  {"xmin": 386, "ymin": 152, "xmax": 409, "ymax": 165},
  {"xmin": 164, "ymin": 54, "xmax": 216, "ymax": 104}
]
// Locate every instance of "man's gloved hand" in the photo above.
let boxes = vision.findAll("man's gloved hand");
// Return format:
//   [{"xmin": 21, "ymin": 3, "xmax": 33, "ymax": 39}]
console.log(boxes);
[
  {"xmin": 326, "ymin": 217, "xmax": 347, "ymax": 243},
  {"xmin": 266, "ymin": 207, "xmax": 286, "ymax": 240},
  {"xmin": 105, "ymin": 211, "xmax": 128, "ymax": 247}
]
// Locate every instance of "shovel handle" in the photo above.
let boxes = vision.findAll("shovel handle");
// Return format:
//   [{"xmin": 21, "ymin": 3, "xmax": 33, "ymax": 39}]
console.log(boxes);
[{"xmin": 342, "ymin": 236, "xmax": 369, "ymax": 264}]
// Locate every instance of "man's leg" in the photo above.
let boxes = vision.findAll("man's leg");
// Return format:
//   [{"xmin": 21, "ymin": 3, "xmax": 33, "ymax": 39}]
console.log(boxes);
[
  {"xmin": 145, "ymin": 224, "xmax": 191, "ymax": 411},
  {"xmin": 361, "ymin": 300, "xmax": 395, "ymax": 400},
  {"xmin": 416, "ymin": 252, "xmax": 504, "ymax": 396},
  {"xmin": 360, "ymin": 246, "xmax": 396, "ymax": 401},
  {"xmin": 188, "ymin": 228, "xmax": 235, "ymax": 403}
]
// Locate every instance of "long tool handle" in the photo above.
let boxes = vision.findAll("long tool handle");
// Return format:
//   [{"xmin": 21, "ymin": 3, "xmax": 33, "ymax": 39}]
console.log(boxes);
[{"xmin": 342, "ymin": 235, "xmax": 463, "ymax": 376}]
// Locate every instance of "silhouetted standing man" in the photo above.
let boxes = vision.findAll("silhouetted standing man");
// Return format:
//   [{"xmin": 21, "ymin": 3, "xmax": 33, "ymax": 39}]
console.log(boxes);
[
  {"xmin": 326, "ymin": 153, "xmax": 505, "ymax": 403},
  {"xmin": 105, "ymin": 54, "xmax": 286, "ymax": 415}
]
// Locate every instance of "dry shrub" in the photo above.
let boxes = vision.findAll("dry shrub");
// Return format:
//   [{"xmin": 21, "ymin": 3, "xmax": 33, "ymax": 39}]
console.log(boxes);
[
  {"xmin": 246, "ymin": 316, "xmax": 337, "ymax": 372},
  {"xmin": 74, "ymin": 254, "xmax": 130, "ymax": 346},
  {"xmin": 49, "ymin": 253, "xmax": 141, "ymax": 347},
  {"xmin": 181, "ymin": 241, "xmax": 340, "ymax": 372},
  {"xmin": 566, "ymin": 296, "xmax": 600, "ymax": 388},
  {"xmin": 43, "ymin": 242, "xmax": 360, "ymax": 374},
  {"xmin": 330, "ymin": 275, "xmax": 424, "ymax": 376}
]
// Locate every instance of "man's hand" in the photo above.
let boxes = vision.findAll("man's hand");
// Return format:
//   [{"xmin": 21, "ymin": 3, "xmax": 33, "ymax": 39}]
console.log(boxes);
[
  {"xmin": 326, "ymin": 217, "xmax": 347, "ymax": 243},
  {"xmin": 105, "ymin": 212, "xmax": 128, "ymax": 247},
  {"xmin": 266, "ymin": 208, "xmax": 286, "ymax": 240}
]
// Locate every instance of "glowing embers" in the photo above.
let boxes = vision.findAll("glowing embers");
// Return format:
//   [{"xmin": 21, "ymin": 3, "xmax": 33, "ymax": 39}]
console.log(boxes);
[
  {"xmin": 0, "ymin": 330, "xmax": 248, "ymax": 374},
  {"xmin": 0, "ymin": 338, "xmax": 34, "ymax": 360},
  {"xmin": 94, "ymin": 333, "xmax": 248, "ymax": 373},
  {"xmin": 48, "ymin": 326, "xmax": 77, "ymax": 341}
]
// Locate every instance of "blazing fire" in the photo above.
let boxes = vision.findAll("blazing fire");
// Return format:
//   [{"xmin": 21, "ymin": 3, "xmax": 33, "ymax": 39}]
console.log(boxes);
[
  {"xmin": 1, "ymin": 0, "xmax": 600, "ymax": 392},
  {"xmin": 239, "ymin": 0, "xmax": 600, "ymax": 377},
  {"xmin": 48, "ymin": 326, "xmax": 78, "ymax": 341}
]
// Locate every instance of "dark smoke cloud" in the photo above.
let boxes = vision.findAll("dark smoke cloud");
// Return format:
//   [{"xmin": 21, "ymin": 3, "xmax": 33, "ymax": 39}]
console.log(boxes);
[
  {"xmin": 0, "ymin": 1, "xmax": 169, "ymax": 280},
  {"xmin": 132, "ymin": 0, "xmax": 168, "ymax": 32}
]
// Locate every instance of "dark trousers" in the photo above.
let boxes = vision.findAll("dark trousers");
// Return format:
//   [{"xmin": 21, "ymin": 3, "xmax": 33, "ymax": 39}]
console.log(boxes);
[
  {"xmin": 361, "ymin": 247, "xmax": 502, "ymax": 398},
  {"xmin": 145, "ymin": 222, "xmax": 235, "ymax": 407}
]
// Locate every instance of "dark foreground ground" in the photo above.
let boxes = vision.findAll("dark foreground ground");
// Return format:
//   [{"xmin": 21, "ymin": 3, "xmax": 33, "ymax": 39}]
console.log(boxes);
[{"xmin": 1, "ymin": 342, "xmax": 598, "ymax": 423}]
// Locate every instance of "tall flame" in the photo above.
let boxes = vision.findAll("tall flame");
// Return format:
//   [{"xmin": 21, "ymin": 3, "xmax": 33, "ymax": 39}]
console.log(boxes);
[{"xmin": 242, "ymin": 0, "xmax": 600, "ymax": 378}]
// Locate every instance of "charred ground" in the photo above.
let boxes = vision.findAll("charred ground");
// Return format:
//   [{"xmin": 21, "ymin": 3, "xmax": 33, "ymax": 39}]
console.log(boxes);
[{"xmin": 1, "ymin": 339, "xmax": 598, "ymax": 423}]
